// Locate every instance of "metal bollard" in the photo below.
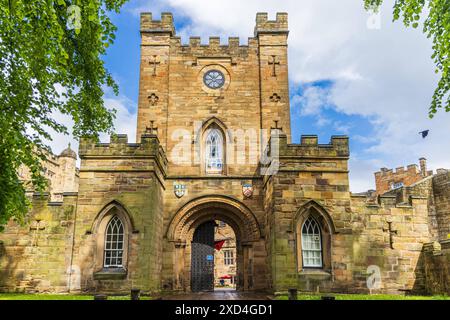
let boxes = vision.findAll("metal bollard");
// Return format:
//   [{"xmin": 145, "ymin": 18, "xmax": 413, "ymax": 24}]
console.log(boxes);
[
  {"xmin": 131, "ymin": 288, "xmax": 141, "ymax": 300},
  {"xmin": 94, "ymin": 294, "xmax": 108, "ymax": 300},
  {"xmin": 288, "ymin": 288, "xmax": 298, "ymax": 300}
]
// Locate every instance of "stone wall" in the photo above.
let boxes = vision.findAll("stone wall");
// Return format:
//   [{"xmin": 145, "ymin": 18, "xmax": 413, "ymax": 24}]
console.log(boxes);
[
  {"xmin": 264, "ymin": 134, "xmax": 433, "ymax": 294},
  {"xmin": 71, "ymin": 133, "xmax": 167, "ymax": 294},
  {"xmin": 384, "ymin": 176, "xmax": 439, "ymax": 241},
  {"xmin": 263, "ymin": 133, "xmax": 351, "ymax": 292},
  {"xmin": 0, "ymin": 194, "xmax": 77, "ymax": 293},
  {"xmin": 342, "ymin": 195, "xmax": 431, "ymax": 294},
  {"xmin": 422, "ymin": 240, "xmax": 450, "ymax": 295},
  {"xmin": 384, "ymin": 169, "xmax": 450, "ymax": 242},
  {"xmin": 432, "ymin": 170, "xmax": 450, "ymax": 240}
]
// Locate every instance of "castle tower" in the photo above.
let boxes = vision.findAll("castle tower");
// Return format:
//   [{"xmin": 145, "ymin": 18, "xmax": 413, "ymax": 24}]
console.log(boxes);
[
  {"xmin": 58, "ymin": 144, "xmax": 78, "ymax": 193},
  {"xmin": 255, "ymin": 12, "xmax": 291, "ymax": 143},
  {"xmin": 136, "ymin": 12, "xmax": 292, "ymax": 176}
]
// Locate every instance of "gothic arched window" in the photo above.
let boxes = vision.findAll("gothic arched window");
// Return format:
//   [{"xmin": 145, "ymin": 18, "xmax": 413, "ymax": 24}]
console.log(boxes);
[
  {"xmin": 104, "ymin": 216, "xmax": 125, "ymax": 268},
  {"xmin": 301, "ymin": 216, "xmax": 323, "ymax": 268},
  {"xmin": 205, "ymin": 128, "xmax": 224, "ymax": 174}
]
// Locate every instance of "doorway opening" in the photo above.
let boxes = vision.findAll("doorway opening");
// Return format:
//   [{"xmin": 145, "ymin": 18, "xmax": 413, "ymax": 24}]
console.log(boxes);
[
  {"xmin": 214, "ymin": 220, "xmax": 237, "ymax": 291},
  {"xmin": 166, "ymin": 195, "xmax": 264, "ymax": 292},
  {"xmin": 190, "ymin": 220, "xmax": 237, "ymax": 292}
]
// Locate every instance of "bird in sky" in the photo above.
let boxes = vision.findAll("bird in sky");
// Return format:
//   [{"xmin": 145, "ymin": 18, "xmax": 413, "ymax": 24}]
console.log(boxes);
[{"xmin": 419, "ymin": 130, "xmax": 430, "ymax": 139}]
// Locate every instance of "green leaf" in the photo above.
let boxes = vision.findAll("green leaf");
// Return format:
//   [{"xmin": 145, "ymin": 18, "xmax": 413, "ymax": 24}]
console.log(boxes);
[
  {"xmin": 364, "ymin": 0, "xmax": 450, "ymax": 117},
  {"xmin": 0, "ymin": 0, "xmax": 127, "ymax": 230}
]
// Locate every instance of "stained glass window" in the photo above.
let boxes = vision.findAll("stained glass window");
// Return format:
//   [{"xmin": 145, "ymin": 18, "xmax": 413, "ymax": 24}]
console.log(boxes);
[
  {"xmin": 205, "ymin": 129, "xmax": 223, "ymax": 174},
  {"xmin": 203, "ymin": 70, "xmax": 225, "ymax": 89}
]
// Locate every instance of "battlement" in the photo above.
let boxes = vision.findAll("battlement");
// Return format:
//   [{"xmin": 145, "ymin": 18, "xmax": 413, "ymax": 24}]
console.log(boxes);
[
  {"xmin": 254, "ymin": 12, "xmax": 289, "ymax": 36},
  {"xmin": 350, "ymin": 192, "xmax": 427, "ymax": 208},
  {"xmin": 170, "ymin": 35, "xmax": 258, "ymax": 47},
  {"xmin": 277, "ymin": 134, "xmax": 349, "ymax": 158},
  {"xmin": 140, "ymin": 12, "xmax": 175, "ymax": 36},
  {"xmin": 375, "ymin": 164, "xmax": 420, "ymax": 177},
  {"xmin": 374, "ymin": 158, "xmax": 434, "ymax": 195},
  {"xmin": 176, "ymin": 36, "xmax": 255, "ymax": 47},
  {"xmin": 168, "ymin": 36, "xmax": 258, "ymax": 57},
  {"xmin": 79, "ymin": 134, "xmax": 168, "ymax": 166},
  {"xmin": 140, "ymin": 12, "xmax": 288, "ymax": 53},
  {"xmin": 141, "ymin": 12, "xmax": 288, "ymax": 44}
]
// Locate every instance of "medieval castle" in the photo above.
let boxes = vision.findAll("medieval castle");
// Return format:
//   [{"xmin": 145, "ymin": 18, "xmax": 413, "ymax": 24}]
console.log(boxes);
[{"xmin": 0, "ymin": 12, "xmax": 448, "ymax": 295}]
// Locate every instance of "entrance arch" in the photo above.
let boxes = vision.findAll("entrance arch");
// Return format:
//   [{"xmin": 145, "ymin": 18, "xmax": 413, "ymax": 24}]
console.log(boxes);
[{"xmin": 165, "ymin": 195, "xmax": 264, "ymax": 292}]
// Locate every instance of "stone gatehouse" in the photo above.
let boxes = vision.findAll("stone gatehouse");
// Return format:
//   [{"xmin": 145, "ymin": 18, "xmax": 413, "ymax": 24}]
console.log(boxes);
[{"xmin": 0, "ymin": 12, "xmax": 449, "ymax": 295}]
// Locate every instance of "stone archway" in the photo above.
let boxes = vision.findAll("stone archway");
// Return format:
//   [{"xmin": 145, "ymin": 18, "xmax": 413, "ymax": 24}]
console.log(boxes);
[{"xmin": 163, "ymin": 195, "xmax": 266, "ymax": 292}]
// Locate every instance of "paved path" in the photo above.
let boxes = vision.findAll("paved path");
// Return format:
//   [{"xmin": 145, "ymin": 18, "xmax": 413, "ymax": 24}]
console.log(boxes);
[{"xmin": 161, "ymin": 290, "xmax": 271, "ymax": 300}]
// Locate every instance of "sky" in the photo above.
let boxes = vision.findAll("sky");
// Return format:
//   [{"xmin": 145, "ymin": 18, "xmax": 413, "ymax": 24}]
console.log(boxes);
[{"xmin": 50, "ymin": 0, "xmax": 450, "ymax": 192}]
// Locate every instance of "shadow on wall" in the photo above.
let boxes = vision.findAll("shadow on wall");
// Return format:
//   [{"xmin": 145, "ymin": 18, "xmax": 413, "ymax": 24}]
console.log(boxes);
[
  {"xmin": 297, "ymin": 230, "xmax": 431, "ymax": 295},
  {"xmin": 412, "ymin": 249, "xmax": 426, "ymax": 294},
  {"xmin": 0, "ymin": 240, "xmax": 26, "ymax": 292},
  {"xmin": 418, "ymin": 241, "xmax": 450, "ymax": 295}
]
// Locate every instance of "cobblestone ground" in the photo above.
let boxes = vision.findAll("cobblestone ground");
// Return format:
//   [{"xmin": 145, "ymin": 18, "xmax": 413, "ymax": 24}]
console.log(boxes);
[{"xmin": 161, "ymin": 289, "xmax": 271, "ymax": 300}]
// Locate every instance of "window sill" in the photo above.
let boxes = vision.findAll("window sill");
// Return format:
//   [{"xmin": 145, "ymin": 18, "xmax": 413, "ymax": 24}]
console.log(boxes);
[
  {"xmin": 205, "ymin": 172, "xmax": 224, "ymax": 176},
  {"xmin": 298, "ymin": 269, "xmax": 331, "ymax": 279},
  {"xmin": 93, "ymin": 268, "xmax": 127, "ymax": 280}
]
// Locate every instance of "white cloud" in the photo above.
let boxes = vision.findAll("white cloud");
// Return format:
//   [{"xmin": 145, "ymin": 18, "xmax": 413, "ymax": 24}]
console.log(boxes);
[
  {"xmin": 134, "ymin": 0, "xmax": 450, "ymax": 192},
  {"xmin": 100, "ymin": 95, "xmax": 137, "ymax": 143},
  {"xmin": 293, "ymin": 86, "xmax": 331, "ymax": 117}
]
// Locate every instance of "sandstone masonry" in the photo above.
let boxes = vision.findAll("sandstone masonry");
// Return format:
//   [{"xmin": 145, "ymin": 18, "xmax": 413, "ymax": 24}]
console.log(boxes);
[{"xmin": 0, "ymin": 12, "xmax": 449, "ymax": 296}]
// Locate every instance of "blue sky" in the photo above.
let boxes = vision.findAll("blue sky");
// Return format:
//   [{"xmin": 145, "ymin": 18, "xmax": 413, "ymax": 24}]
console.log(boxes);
[{"xmin": 50, "ymin": 0, "xmax": 450, "ymax": 192}]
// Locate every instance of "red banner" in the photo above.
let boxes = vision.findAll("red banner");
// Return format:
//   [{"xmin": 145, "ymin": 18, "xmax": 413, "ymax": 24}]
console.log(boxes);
[{"xmin": 214, "ymin": 240, "xmax": 226, "ymax": 251}]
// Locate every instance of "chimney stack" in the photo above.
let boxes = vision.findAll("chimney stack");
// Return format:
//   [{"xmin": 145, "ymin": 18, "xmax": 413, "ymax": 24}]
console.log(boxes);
[{"xmin": 419, "ymin": 157, "xmax": 427, "ymax": 177}]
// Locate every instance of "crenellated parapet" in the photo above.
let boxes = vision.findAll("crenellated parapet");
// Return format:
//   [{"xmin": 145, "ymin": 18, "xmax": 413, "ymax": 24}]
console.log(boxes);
[
  {"xmin": 350, "ymin": 192, "xmax": 427, "ymax": 209},
  {"xmin": 261, "ymin": 133, "xmax": 349, "ymax": 178},
  {"xmin": 141, "ymin": 12, "xmax": 289, "ymax": 54},
  {"xmin": 140, "ymin": 12, "xmax": 175, "ymax": 36},
  {"xmin": 374, "ymin": 158, "xmax": 433, "ymax": 195},
  {"xmin": 79, "ymin": 134, "xmax": 168, "ymax": 176},
  {"xmin": 276, "ymin": 134, "xmax": 349, "ymax": 158},
  {"xmin": 254, "ymin": 12, "xmax": 289, "ymax": 36},
  {"xmin": 170, "ymin": 36, "xmax": 258, "ymax": 57},
  {"xmin": 374, "ymin": 164, "xmax": 421, "ymax": 177}
]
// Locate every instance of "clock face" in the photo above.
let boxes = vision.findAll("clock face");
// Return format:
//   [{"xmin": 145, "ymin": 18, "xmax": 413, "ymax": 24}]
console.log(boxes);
[{"xmin": 203, "ymin": 70, "xmax": 225, "ymax": 89}]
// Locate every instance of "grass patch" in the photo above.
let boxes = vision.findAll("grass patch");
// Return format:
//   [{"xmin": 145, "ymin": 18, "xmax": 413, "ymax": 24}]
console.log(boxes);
[
  {"xmin": 0, "ymin": 293, "xmax": 152, "ymax": 300},
  {"xmin": 275, "ymin": 293, "xmax": 449, "ymax": 300}
]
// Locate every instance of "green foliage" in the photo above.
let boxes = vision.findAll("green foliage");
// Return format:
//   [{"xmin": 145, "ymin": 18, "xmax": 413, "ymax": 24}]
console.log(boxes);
[
  {"xmin": 0, "ymin": 0, "xmax": 127, "ymax": 229},
  {"xmin": 0, "ymin": 293, "xmax": 153, "ymax": 300},
  {"xmin": 275, "ymin": 293, "xmax": 449, "ymax": 300},
  {"xmin": 364, "ymin": 0, "xmax": 450, "ymax": 117}
]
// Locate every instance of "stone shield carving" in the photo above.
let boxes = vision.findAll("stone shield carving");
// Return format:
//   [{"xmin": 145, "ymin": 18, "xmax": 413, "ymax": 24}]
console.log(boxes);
[
  {"xmin": 174, "ymin": 183, "xmax": 187, "ymax": 198},
  {"xmin": 242, "ymin": 184, "xmax": 253, "ymax": 198}
]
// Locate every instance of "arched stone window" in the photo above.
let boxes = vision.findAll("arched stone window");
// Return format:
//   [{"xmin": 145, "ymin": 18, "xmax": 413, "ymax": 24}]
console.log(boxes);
[
  {"xmin": 301, "ymin": 217, "xmax": 323, "ymax": 268},
  {"xmin": 104, "ymin": 216, "xmax": 125, "ymax": 268},
  {"xmin": 205, "ymin": 127, "xmax": 224, "ymax": 174},
  {"xmin": 295, "ymin": 201, "xmax": 334, "ymax": 272},
  {"xmin": 92, "ymin": 202, "xmax": 133, "ymax": 278}
]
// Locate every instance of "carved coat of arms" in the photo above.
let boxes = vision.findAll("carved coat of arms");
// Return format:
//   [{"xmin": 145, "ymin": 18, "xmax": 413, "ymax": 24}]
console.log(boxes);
[
  {"xmin": 242, "ymin": 184, "xmax": 253, "ymax": 198},
  {"xmin": 174, "ymin": 183, "xmax": 186, "ymax": 198}
]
